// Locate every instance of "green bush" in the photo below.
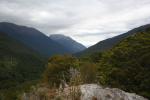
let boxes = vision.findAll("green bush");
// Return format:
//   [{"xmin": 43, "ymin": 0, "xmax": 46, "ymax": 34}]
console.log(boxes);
[
  {"xmin": 79, "ymin": 62, "xmax": 98, "ymax": 83},
  {"xmin": 43, "ymin": 55, "xmax": 79, "ymax": 87}
]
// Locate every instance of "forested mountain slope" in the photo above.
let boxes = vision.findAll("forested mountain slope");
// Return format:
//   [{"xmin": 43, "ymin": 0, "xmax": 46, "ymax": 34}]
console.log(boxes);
[
  {"xmin": 97, "ymin": 29, "xmax": 150, "ymax": 98},
  {"xmin": 0, "ymin": 22, "xmax": 71, "ymax": 57},
  {"xmin": 77, "ymin": 24, "xmax": 150, "ymax": 56},
  {"xmin": 0, "ymin": 33, "xmax": 45, "ymax": 99}
]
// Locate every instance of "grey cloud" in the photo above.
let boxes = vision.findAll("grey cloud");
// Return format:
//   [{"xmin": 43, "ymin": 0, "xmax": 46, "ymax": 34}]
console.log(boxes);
[
  {"xmin": 0, "ymin": 0, "xmax": 150, "ymax": 46},
  {"xmin": 74, "ymin": 30, "xmax": 124, "ymax": 37}
]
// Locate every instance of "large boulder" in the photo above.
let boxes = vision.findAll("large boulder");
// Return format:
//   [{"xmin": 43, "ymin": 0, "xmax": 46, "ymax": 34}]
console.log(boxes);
[{"xmin": 80, "ymin": 84, "xmax": 147, "ymax": 100}]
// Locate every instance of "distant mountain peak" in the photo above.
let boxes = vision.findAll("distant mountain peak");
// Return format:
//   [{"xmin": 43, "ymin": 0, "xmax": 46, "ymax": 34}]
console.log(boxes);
[
  {"xmin": 0, "ymin": 22, "xmax": 72, "ymax": 57},
  {"xmin": 50, "ymin": 34, "xmax": 86, "ymax": 53},
  {"xmin": 50, "ymin": 34, "xmax": 71, "ymax": 40}
]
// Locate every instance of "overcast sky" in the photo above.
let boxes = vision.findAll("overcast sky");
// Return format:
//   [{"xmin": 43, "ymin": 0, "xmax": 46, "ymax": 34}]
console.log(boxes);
[{"xmin": 0, "ymin": 0, "xmax": 150, "ymax": 47}]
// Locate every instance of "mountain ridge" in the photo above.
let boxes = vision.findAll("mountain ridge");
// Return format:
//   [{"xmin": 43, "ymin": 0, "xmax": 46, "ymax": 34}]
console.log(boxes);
[
  {"xmin": 50, "ymin": 34, "xmax": 86, "ymax": 53},
  {"xmin": 0, "ymin": 22, "xmax": 72, "ymax": 57},
  {"xmin": 76, "ymin": 24, "xmax": 150, "ymax": 56}
]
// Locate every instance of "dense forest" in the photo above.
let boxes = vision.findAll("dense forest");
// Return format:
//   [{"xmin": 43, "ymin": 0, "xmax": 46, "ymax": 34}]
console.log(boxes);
[
  {"xmin": 0, "ymin": 33, "xmax": 45, "ymax": 99},
  {"xmin": 97, "ymin": 30, "xmax": 150, "ymax": 98}
]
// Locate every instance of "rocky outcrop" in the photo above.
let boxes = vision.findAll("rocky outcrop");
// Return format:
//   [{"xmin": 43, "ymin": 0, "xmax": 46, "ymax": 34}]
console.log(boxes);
[
  {"xmin": 21, "ymin": 84, "xmax": 148, "ymax": 100},
  {"xmin": 80, "ymin": 84, "xmax": 147, "ymax": 100}
]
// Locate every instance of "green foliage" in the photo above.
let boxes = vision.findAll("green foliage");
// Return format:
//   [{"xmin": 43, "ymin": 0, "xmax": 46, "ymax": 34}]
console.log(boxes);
[
  {"xmin": 0, "ymin": 33, "xmax": 45, "ymax": 99},
  {"xmin": 80, "ymin": 52, "xmax": 102, "ymax": 63},
  {"xmin": 42, "ymin": 55, "xmax": 99, "ymax": 88},
  {"xmin": 43, "ymin": 55, "xmax": 79, "ymax": 87},
  {"xmin": 79, "ymin": 62, "xmax": 98, "ymax": 83},
  {"xmin": 97, "ymin": 31, "xmax": 150, "ymax": 98},
  {"xmin": 0, "ymin": 80, "xmax": 38, "ymax": 100}
]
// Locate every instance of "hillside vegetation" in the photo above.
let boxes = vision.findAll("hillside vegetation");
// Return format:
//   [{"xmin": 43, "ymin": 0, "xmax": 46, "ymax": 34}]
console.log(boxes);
[
  {"xmin": 97, "ymin": 30, "xmax": 150, "ymax": 98},
  {"xmin": 0, "ymin": 33, "xmax": 45, "ymax": 99}
]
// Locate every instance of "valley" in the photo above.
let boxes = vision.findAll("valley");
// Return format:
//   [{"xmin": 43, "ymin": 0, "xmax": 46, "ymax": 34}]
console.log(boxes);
[{"xmin": 0, "ymin": 22, "xmax": 150, "ymax": 100}]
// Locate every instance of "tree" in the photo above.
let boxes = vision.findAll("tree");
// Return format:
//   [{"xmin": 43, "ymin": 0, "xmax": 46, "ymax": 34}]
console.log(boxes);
[
  {"xmin": 79, "ymin": 62, "xmax": 98, "ymax": 83},
  {"xmin": 42, "ymin": 55, "xmax": 79, "ymax": 87}
]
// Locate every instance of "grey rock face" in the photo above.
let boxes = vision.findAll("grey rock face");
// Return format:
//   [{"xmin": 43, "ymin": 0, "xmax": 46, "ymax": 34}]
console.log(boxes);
[{"xmin": 80, "ymin": 84, "xmax": 147, "ymax": 100}]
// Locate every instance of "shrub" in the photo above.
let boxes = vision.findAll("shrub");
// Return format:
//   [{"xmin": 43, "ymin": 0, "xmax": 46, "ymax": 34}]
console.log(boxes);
[{"xmin": 42, "ymin": 55, "xmax": 79, "ymax": 87}]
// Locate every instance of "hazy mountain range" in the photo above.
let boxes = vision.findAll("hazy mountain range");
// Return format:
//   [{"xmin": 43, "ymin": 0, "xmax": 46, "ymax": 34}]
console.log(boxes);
[
  {"xmin": 0, "ymin": 22, "xmax": 86, "ymax": 57},
  {"xmin": 50, "ymin": 34, "xmax": 86, "ymax": 53},
  {"xmin": 0, "ymin": 22, "xmax": 150, "ymax": 57}
]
